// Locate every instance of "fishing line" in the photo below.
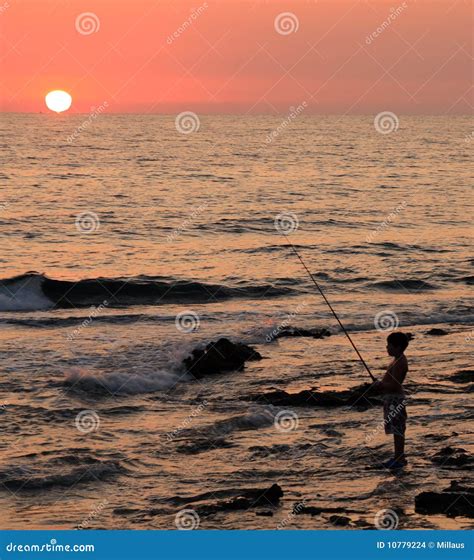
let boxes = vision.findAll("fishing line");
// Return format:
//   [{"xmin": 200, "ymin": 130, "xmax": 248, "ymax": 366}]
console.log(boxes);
[{"xmin": 283, "ymin": 234, "xmax": 376, "ymax": 382}]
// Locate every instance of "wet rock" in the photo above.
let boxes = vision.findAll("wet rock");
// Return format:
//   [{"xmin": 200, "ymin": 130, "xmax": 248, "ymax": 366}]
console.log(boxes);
[
  {"xmin": 295, "ymin": 505, "xmax": 359, "ymax": 517},
  {"xmin": 329, "ymin": 514, "xmax": 351, "ymax": 526},
  {"xmin": 426, "ymin": 328, "xmax": 449, "ymax": 336},
  {"xmin": 271, "ymin": 327, "xmax": 331, "ymax": 340},
  {"xmin": 183, "ymin": 338, "xmax": 262, "ymax": 378},
  {"xmin": 423, "ymin": 434, "xmax": 452, "ymax": 442},
  {"xmin": 444, "ymin": 481, "xmax": 473, "ymax": 494},
  {"xmin": 113, "ymin": 507, "xmax": 139, "ymax": 516},
  {"xmin": 431, "ymin": 447, "xmax": 473, "ymax": 468},
  {"xmin": 196, "ymin": 484, "xmax": 283, "ymax": 516},
  {"xmin": 449, "ymin": 370, "xmax": 474, "ymax": 384},
  {"xmin": 247, "ymin": 383, "xmax": 381, "ymax": 409},
  {"xmin": 415, "ymin": 489, "xmax": 474, "ymax": 518}
]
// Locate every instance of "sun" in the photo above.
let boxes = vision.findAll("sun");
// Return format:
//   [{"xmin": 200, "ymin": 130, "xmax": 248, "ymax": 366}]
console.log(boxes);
[{"xmin": 45, "ymin": 90, "xmax": 72, "ymax": 113}]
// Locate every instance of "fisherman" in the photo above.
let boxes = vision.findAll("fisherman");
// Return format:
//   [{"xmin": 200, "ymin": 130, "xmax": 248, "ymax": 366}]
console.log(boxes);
[
  {"xmin": 283, "ymin": 237, "xmax": 409, "ymax": 469},
  {"xmin": 372, "ymin": 332, "xmax": 409, "ymax": 469}
]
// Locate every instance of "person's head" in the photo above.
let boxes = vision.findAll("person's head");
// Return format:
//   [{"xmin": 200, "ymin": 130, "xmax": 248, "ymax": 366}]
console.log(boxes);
[{"xmin": 386, "ymin": 332, "xmax": 409, "ymax": 356}]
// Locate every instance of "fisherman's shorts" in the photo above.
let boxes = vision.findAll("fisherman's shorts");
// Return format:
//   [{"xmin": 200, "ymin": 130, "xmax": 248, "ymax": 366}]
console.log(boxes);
[{"xmin": 383, "ymin": 396, "xmax": 407, "ymax": 436}]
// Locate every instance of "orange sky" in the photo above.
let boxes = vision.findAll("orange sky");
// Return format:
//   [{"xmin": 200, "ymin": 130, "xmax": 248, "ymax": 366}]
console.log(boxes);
[{"xmin": 0, "ymin": 0, "xmax": 472, "ymax": 114}]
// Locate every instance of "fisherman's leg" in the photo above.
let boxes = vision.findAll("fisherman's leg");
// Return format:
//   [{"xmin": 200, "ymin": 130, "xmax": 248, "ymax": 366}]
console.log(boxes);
[{"xmin": 394, "ymin": 434, "xmax": 405, "ymax": 463}]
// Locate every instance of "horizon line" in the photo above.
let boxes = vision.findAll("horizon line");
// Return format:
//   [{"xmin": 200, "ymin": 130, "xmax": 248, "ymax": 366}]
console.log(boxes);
[{"xmin": 1, "ymin": 111, "xmax": 471, "ymax": 117}]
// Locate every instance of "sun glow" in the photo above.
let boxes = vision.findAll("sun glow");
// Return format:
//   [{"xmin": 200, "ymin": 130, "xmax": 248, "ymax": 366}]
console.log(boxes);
[{"xmin": 45, "ymin": 90, "xmax": 72, "ymax": 113}]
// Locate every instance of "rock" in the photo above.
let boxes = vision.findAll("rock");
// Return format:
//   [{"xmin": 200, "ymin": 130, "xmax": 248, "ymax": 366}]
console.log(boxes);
[
  {"xmin": 256, "ymin": 511, "xmax": 274, "ymax": 517},
  {"xmin": 329, "ymin": 514, "xmax": 351, "ymax": 526},
  {"xmin": 183, "ymin": 338, "xmax": 262, "ymax": 378},
  {"xmin": 415, "ymin": 490, "xmax": 474, "ymax": 518},
  {"xmin": 431, "ymin": 447, "xmax": 473, "ymax": 468},
  {"xmin": 449, "ymin": 370, "xmax": 474, "ymax": 384},
  {"xmin": 113, "ymin": 507, "xmax": 139, "ymax": 516},
  {"xmin": 295, "ymin": 506, "xmax": 345, "ymax": 516},
  {"xmin": 295, "ymin": 505, "xmax": 360, "ymax": 517},
  {"xmin": 196, "ymin": 484, "xmax": 283, "ymax": 516},
  {"xmin": 247, "ymin": 383, "xmax": 381, "ymax": 409},
  {"xmin": 426, "ymin": 328, "xmax": 449, "ymax": 336},
  {"xmin": 271, "ymin": 327, "xmax": 331, "ymax": 340},
  {"xmin": 444, "ymin": 481, "xmax": 473, "ymax": 494},
  {"xmin": 423, "ymin": 434, "xmax": 451, "ymax": 442}
]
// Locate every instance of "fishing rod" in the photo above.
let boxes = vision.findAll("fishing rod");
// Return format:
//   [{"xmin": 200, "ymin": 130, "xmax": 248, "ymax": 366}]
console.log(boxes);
[{"xmin": 283, "ymin": 234, "xmax": 376, "ymax": 382}]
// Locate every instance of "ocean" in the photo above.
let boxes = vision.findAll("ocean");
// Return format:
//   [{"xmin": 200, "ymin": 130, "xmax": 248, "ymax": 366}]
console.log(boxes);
[{"xmin": 0, "ymin": 113, "xmax": 472, "ymax": 529}]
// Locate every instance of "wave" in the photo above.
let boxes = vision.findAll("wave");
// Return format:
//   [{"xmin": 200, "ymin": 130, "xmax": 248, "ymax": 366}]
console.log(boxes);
[
  {"xmin": 0, "ymin": 273, "xmax": 294, "ymax": 312},
  {"xmin": 64, "ymin": 368, "xmax": 187, "ymax": 395},
  {"xmin": 0, "ymin": 313, "xmax": 166, "ymax": 328},
  {"xmin": 368, "ymin": 279, "xmax": 438, "ymax": 291},
  {"xmin": 0, "ymin": 457, "xmax": 123, "ymax": 491},
  {"xmin": 176, "ymin": 407, "xmax": 277, "ymax": 441},
  {"xmin": 0, "ymin": 274, "xmax": 53, "ymax": 311}
]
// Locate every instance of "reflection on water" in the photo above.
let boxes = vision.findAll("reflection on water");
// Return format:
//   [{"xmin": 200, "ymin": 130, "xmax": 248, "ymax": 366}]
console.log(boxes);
[{"xmin": 0, "ymin": 115, "xmax": 472, "ymax": 529}]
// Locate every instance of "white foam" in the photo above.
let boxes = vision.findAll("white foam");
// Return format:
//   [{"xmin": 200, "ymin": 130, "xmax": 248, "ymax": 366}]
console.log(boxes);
[
  {"xmin": 193, "ymin": 406, "xmax": 277, "ymax": 438},
  {"xmin": 65, "ymin": 367, "xmax": 186, "ymax": 394},
  {"xmin": 0, "ymin": 275, "xmax": 53, "ymax": 311}
]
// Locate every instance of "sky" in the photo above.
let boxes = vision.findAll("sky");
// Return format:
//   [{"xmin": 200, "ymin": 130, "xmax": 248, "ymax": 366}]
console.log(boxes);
[{"xmin": 0, "ymin": 0, "xmax": 472, "ymax": 114}]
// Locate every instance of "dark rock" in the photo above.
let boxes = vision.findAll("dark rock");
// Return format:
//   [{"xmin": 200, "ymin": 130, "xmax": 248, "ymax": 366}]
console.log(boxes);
[
  {"xmin": 256, "ymin": 510, "xmax": 274, "ymax": 517},
  {"xmin": 426, "ymin": 328, "xmax": 449, "ymax": 336},
  {"xmin": 176, "ymin": 437, "xmax": 235, "ymax": 455},
  {"xmin": 183, "ymin": 338, "xmax": 262, "ymax": 378},
  {"xmin": 113, "ymin": 507, "xmax": 139, "ymax": 516},
  {"xmin": 196, "ymin": 484, "xmax": 283, "ymax": 516},
  {"xmin": 423, "ymin": 434, "xmax": 452, "ymax": 442},
  {"xmin": 270, "ymin": 327, "xmax": 331, "ymax": 340},
  {"xmin": 444, "ymin": 481, "xmax": 474, "ymax": 494},
  {"xmin": 415, "ymin": 490, "xmax": 474, "ymax": 518},
  {"xmin": 295, "ymin": 505, "xmax": 360, "ymax": 517},
  {"xmin": 247, "ymin": 383, "xmax": 381, "ymax": 409},
  {"xmin": 431, "ymin": 447, "xmax": 473, "ymax": 468},
  {"xmin": 329, "ymin": 514, "xmax": 351, "ymax": 526},
  {"xmin": 449, "ymin": 370, "xmax": 474, "ymax": 384}
]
